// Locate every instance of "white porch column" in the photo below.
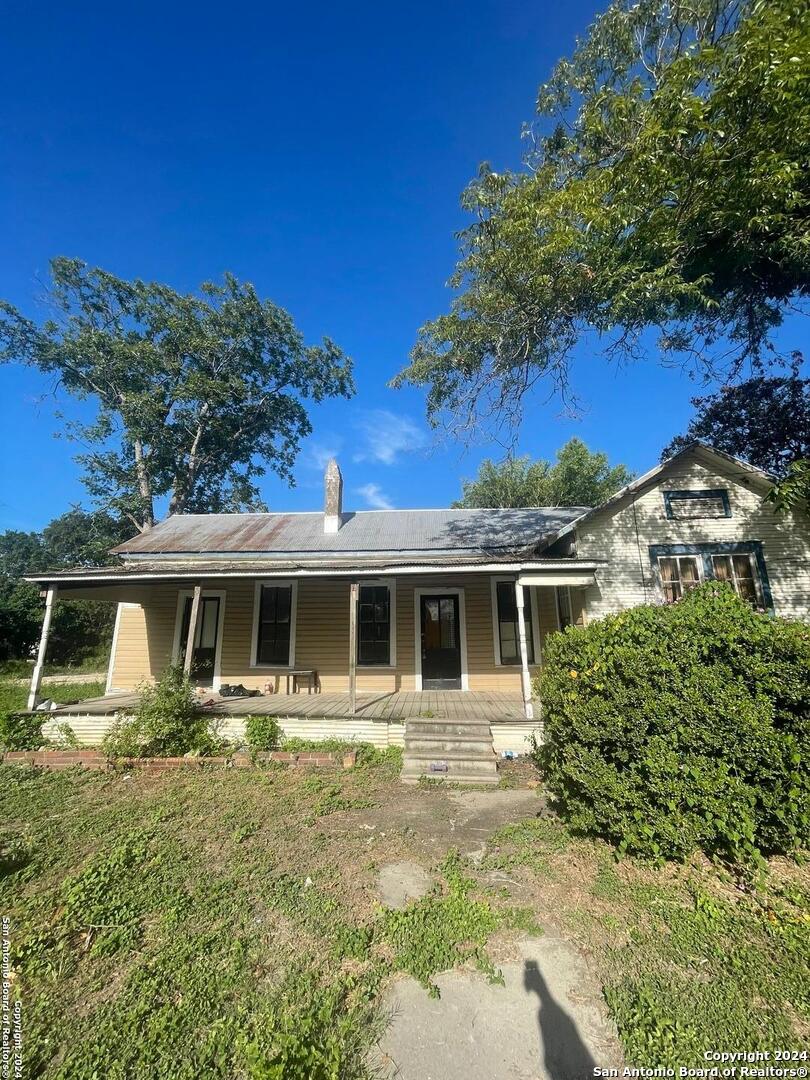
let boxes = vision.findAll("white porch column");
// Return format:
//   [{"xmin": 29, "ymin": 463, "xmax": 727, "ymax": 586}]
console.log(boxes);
[
  {"xmin": 514, "ymin": 581, "xmax": 534, "ymax": 721},
  {"xmin": 348, "ymin": 582, "xmax": 359, "ymax": 715},
  {"xmin": 28, "ymin": 586, "xmax": 58, "ymax": 711},
  {"xmin": 183, "ymin": 583, "xmax": 202, "ymax": 676}
]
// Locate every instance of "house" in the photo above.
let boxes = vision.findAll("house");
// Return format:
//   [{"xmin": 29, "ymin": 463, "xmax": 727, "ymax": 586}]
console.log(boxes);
[{"xmin": 24, "ymin": 443, "xmax": 810, "ymax": 780}]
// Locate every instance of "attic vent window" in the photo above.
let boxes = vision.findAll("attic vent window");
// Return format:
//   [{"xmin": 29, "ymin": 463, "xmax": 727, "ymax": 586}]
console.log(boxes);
[{"xmin": 664, "ymin": 489, "xmax": 731, "ymax": 520}]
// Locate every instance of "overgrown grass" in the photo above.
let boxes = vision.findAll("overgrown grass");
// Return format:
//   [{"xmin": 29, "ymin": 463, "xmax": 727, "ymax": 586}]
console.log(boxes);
[
  {"xmin": 0, "ymin": 651, "xmax": 109, "ymax": 677},
  {"xmin": 0, "ymin": 679, "xmax": 106, "ymax": 750},
  {"xmin": 0, "ymin": 678, "xmax": 105, "ymax": 714},
  {"xmin": 482, "ymin": 815, "xmax": 810, "ymax": 1064},
  {"xmin": 0, "ymin": 761, "xmax": 527, "ymax": 1077}
]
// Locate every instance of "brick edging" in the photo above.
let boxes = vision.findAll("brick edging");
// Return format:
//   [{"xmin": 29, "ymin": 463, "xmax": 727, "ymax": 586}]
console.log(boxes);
[{"xmin": 1, "ymin": 749, "xmax": 356, "ymax": 772}]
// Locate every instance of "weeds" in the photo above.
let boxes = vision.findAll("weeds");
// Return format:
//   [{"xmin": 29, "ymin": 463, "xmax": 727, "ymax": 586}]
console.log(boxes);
[{"xmin": 0, "ymin": 759, "xmax": 533, "ymax": 1076}]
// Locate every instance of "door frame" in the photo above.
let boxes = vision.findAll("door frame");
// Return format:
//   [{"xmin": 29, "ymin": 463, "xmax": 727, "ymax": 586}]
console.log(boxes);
[
  {"xmin": 172, "ymin": 589, "xmax": 227, "ymax": 691},
  {"xmin": 413, "ymin": 586, "xmax": 469, "ymax": 691}
]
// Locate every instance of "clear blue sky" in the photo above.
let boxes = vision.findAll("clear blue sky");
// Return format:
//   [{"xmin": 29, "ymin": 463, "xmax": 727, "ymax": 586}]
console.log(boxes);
[{"xmin": 0, "ymin": 0, "xmax": 804, "ymax": 530}]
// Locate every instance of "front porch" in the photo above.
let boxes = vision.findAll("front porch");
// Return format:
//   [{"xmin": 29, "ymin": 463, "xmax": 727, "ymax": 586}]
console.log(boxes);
[{"xmin": 47, "ymin": 688, "xmax": 529, "ymax": 723}]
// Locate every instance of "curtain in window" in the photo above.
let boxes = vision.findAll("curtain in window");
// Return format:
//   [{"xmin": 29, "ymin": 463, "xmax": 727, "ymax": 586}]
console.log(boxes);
[{"xmin": 712, "ymin": 554, "xmax": 758, "ymax": 604}]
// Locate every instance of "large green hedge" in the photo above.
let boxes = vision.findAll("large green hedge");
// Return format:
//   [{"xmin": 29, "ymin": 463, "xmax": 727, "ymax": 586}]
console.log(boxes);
[{"xmin": 534, "ymin": 584, "xmax": 810, "ymax": 864}]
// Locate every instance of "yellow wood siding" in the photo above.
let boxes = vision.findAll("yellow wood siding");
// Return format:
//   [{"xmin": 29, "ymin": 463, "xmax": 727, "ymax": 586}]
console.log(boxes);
[{"xmin": 108, "ymin": 574, "xmax": 565, "ymax": 692}]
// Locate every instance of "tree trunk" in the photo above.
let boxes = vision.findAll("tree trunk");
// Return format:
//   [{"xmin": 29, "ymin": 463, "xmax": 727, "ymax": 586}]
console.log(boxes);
[
  {"xmin": 168, "ymin": 404, "xmax": 210, "ymax": 517},
  {"xmin": 132, "ymin": 438, "xmax": 155, "ymax": 532}
]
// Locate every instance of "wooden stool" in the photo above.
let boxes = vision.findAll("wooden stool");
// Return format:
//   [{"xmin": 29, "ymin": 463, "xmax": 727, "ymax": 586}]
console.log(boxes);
[{"xmin": 286, "ymin": 669, "xmax": 318, "ymax": 694}]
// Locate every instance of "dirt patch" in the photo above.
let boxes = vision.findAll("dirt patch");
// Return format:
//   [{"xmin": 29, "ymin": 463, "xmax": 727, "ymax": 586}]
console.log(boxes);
[{"xmin": 323, "ymin": 785, "xmax": 545, "ymax": 862}]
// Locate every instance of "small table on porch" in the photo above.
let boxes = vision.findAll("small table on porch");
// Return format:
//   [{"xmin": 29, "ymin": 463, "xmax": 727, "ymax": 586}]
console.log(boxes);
[{"xmin": 285, "ymin": 669, "xmax": 318, "ymax": 695}]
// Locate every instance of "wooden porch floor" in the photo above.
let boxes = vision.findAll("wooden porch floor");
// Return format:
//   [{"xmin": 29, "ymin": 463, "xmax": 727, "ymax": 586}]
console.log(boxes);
[{"xmin": 47, "ymin": 690, "xmax": 529, "ymax": 723}]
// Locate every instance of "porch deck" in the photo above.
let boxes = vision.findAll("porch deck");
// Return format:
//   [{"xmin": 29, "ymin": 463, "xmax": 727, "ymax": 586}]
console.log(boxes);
[{"xmin": 46, "ymin": 690, "xmax": 529, "ymax": 723}]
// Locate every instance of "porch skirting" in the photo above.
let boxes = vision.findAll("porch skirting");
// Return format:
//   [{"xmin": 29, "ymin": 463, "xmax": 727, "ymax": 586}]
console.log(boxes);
[{"xmin": 41, "ymin": 712, "xmax": 541, "ymax": 755}]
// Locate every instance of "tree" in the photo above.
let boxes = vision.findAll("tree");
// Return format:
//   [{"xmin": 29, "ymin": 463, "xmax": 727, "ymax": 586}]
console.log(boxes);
[
  {"xmin": 0, "ymin": 259, "xmax": 354, "ymax": 531},
  {"xmin": 661, "ymin": 369, "xmax": 810, "ymax": 475},
  {"xmin": 394, "ymin": 0, "xmax": 810, "ymax": 433},
  {"xmin": 0, "ymin": 509, "xmax": 133, "ymax": 664},
  {"xmin": 454, "ymin": 438, "xmax": 633, "ymax": 507}
]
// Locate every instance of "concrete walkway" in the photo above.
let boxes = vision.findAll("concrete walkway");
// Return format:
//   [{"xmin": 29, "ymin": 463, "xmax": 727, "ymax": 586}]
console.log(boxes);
[{"xmin": 375, "ymin": 933, "xmax": 623, "ymax": 1080}]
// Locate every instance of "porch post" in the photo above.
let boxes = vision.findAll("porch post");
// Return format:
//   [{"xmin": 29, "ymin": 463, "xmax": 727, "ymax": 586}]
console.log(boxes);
[
  {"xmin": 514, "ymin": 581, "xmax": 534, "ymax": 721},
  {"xmin": 183, "ymin": 583, "xmax": 202, "ymax": 676},
  {"xmin": 28, "ymin": 586, "xmax": 57, "ymax": 711},
  {"xmin": 348, "ymin": 581, "xmax": 359, "ymax": 715}
]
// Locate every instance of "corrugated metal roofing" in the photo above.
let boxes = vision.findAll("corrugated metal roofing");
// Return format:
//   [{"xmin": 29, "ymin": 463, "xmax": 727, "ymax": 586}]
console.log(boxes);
[
  {"xmin": 112, "ymin": 507, "xmax": 589, "ymax": 557},
  {"xmin": 27, "ymin": 554, "xmax": 605, "ymax": 585}
]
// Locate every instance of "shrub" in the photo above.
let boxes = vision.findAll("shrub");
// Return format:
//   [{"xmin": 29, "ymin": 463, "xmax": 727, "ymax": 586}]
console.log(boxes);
[
  {"xmin": 49, "ymin": 722, "xmax": 80, "ymax": 749},
  {"xmin": 534, "ymin": 583, "xmax": 810, "ymax": 865},
  {"xmin": 245, "ymin": 715, "xmax": 281, "ymax": 752},
  {"xmin": 0, "ymin": 710, "xmax": 43, "ymax": 751},
  {"xmin": 103, "ymin": 666, "xmax": 224, "ymax": 758}
]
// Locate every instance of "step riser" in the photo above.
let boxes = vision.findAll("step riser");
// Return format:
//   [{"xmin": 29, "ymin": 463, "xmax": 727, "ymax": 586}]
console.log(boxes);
[
  {"xmin": 406, "ymin": 723, "xmax": 492, "ymax": 737},
  {"xmin": 405, "ymin": 738, "xmax": 494, "ymax": 754},
  {"xmin": 402, "ymin": 759, "xmax": 497, "ymax": 778},
  {"xmin": 401, "ymin": 776, "xmax": 499, "ymax": 786}
]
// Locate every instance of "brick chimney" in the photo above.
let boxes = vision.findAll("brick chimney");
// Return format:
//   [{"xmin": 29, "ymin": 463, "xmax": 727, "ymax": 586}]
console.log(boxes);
[{"xmin": 324, "ymin": 458, "xmax": 343, "ymax": 534}]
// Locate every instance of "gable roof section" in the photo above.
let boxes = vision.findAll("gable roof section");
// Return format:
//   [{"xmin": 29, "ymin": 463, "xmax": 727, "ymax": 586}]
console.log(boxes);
[
  {"xmin": 112, "ymin": 506, "xmax": 590, "ymax": 559},
  {"xmin": 537, "ymin": 442, "xmax": 776, "ymax": 550}
]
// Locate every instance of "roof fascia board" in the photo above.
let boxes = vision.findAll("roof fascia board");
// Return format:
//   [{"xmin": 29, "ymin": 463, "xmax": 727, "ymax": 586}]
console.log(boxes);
[{"xmin": 25, "ymin": 558, "xmax": 606, "ymax": 586}]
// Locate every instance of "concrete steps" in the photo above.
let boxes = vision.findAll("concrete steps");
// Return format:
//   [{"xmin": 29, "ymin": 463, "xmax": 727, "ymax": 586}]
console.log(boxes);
[{"xmin": 401, "ymin": 716, "xmax": 498, "ymax": 785}]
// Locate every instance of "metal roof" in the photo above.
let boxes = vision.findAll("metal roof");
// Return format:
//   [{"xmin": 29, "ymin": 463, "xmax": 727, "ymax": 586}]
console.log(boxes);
[{"xmin": 112, "ymin": 507, "xmax": 590, "ymax": 558}]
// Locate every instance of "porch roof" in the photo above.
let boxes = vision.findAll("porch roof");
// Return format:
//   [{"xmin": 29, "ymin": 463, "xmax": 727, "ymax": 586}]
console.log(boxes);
[{"xmin": 26, "ymin": 555, "xmax": 605, "ymax": 590}]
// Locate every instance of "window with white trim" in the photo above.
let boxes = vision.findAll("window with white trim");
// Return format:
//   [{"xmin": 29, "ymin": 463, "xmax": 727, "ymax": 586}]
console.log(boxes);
[
  {"xmin": 255, "ymin": 584, "xmax": 293, "ymax": 665},
  {"xmin": 495, "ymin": 581, "xmax": 535, "ymax": 665},
  {"xmin": 657, "ymin": 556, "xmax": 702, "ymax": 603},
  {"xmin": 358, "ymin": 584, "xmax": 391, "ymax": 665}
]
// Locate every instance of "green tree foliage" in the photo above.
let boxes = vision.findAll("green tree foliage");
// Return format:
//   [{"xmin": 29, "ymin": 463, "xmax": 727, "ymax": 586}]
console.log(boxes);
[
  {"xmin": 767, "ymin": 458, "xmax": 810, "ymax": 515},
  {"xmin": 0, "ymin": 258, "xmax": 354, "ymax": 531},
  {"xmin": 662, "ymin": 368, "xmax": 810, "ymax": 474},
  {"xmin": 0, "ymin": 509, "xmax": 130, "ymax": 663},
  {"xmin": 395, "ymin": 0, "xmax": 810, "ymax": 432},
  {"xmin": 535, "ymin": 584, "xmax": 810, "ymax": 864},
  {"xmin": 454, "ymin": 438, "xmax": 633, "ymax": 507}
]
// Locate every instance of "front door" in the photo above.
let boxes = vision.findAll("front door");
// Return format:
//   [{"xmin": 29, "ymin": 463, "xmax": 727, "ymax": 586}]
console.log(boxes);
[
  {"xmin": 420, "ymin": 594, "xmax": 462, "ymax": 690},
  {"xmin": 179, "ymin": 595, "xmax": 221, "ymax": 684}
]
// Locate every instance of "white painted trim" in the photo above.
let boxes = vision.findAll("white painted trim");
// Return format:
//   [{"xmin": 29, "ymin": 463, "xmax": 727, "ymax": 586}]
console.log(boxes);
[
  {"xmin": 515, "ymin": 582, "xmax": 534, "ymax": 721},
  {"xmin": 172, "ymin": 589, "xmax": 227, "ymax": 691},
  {"xmin": 519, "ymin": 572, "xmax": 596, "ymax": 587},
  {"xmin": 413, "ymin": 586, "xmax": 469, "ymax": 691},
  {"xmin": 105, "ymin": 602, "xmax": 139, "ymax": 694},
  {"xmin": 249, "ymin": 579, "xmax": 298, "ymax": 669},
  {"xmin": 355, "ymin": 577, "xmax": 397, "ymax": 669},
  {"xmin": 490, "ymin": 576, "xmax": 541, "ymax": 668},
  {"xmin": 28, "ymin": 559, "xmax": 605, "ymax": 585},
  {"xmin": 105, "ymin": 602, "xmax": 123, "ymax": 695}
]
